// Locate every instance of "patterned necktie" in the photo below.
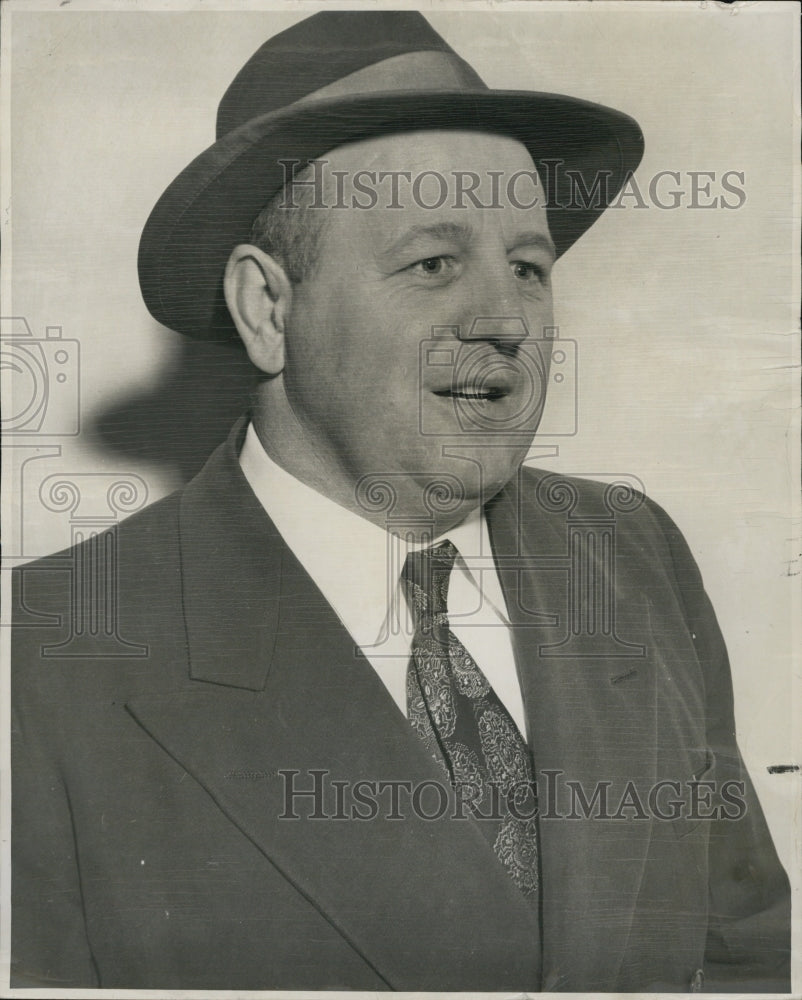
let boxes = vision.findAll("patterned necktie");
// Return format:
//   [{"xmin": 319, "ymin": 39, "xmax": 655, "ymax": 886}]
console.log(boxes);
[{"xmin": 402, "ymin": 539, "xmax": 540, "ymax": 899}]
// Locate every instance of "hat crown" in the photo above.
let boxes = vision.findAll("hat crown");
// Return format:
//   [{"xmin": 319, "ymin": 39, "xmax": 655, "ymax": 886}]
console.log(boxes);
[{"xmin": 216, "ymin": 11, "xmax": 485, "ymax": 139}]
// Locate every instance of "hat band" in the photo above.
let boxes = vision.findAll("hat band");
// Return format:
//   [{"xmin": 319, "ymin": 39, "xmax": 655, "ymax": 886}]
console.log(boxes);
[{"xmin": 296, "ymin": 49, "xmax": 487, "ymax": 105}]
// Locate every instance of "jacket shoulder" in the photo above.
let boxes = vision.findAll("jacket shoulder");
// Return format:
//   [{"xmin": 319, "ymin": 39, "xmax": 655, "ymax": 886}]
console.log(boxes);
[
  {"xmin": 518, "ymin": 464, "xmax": 661, "ymax": 528},
  {"xmin": 12, "ymin": 488, "xmax": 186, "ymax": 656},
  {"xmin": 16, "ymin": 487, "xmax": 183, "ymax": 574},
  {"xmin": 516, "ymin": 464, "xmax": 702, "ymax": 598}
]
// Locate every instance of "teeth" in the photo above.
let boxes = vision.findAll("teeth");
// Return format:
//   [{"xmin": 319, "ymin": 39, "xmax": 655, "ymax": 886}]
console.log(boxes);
[
  {"xmin": 434, "ymin": 388, "xmax": 505, "ymax": 400},
  {"xmin": 451, "ymin": 389, "xmax": 504, "ymax": 400}
]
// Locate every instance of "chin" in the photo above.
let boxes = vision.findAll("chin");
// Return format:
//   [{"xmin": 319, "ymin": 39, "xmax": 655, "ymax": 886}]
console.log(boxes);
[{"xmin": 430, "ymin": 446, "xmax": 523, "ymax": 505}]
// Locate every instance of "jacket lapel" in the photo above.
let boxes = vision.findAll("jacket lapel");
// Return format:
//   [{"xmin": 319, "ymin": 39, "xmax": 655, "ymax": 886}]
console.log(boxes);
[
  {"xmin": 487, "ymin": 467, "xmax": 657, "ymax": 991},
  {"xmin": 127, "ymin": 424, "xmax": 541, "ymax": 991}
]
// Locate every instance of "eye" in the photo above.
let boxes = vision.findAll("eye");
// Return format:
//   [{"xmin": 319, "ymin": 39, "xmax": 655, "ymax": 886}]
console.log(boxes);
[
  {"xmin": 511, "ymin": 261, "xmax": 545, "ymax": 281},
  {"xmin": 409, "ymin": 256, "xmax": 456, "ymax": 278},
  {"xmin": 417, "ymin": 257, "xmax": 444, "ymax": 275}
]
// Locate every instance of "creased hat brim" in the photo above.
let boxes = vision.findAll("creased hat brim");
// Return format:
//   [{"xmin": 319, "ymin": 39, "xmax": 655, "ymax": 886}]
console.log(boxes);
[{"xmin": 138, "ymin": 89, "xmax": 644, "ymax": 341}]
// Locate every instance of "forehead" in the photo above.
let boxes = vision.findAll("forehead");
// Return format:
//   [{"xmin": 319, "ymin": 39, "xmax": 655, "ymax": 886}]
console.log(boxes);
[{"xmin": 315, "ymin": 129, "xmax": 551, "ymax": 247}]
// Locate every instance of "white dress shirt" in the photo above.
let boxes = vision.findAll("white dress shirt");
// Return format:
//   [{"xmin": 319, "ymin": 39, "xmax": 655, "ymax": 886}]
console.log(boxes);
[{"xmin": 239, "ymin": 423, "xmax": 528, "ymax": 738}]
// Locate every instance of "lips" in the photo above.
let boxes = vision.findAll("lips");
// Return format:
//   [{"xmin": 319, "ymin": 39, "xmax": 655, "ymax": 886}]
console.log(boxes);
[
  {"xmin": 427, "ymin": 345, "xmax": 526, "ymax": 406},
  {"xmin": 432, "ymin": 385, "xmax": 510, "ymax": 401}
]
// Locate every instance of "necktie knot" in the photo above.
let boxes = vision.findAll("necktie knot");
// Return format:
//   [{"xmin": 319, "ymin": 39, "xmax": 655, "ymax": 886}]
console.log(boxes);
[{"xmin": 402, "ymin": 539, "xmax": 458, "ymax": 627}]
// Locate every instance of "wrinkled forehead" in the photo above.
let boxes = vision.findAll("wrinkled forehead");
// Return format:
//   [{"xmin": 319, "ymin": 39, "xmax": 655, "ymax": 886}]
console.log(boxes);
[{"xmin": 315, "ymin": 129, "xmax": 552, "ymax": 248}]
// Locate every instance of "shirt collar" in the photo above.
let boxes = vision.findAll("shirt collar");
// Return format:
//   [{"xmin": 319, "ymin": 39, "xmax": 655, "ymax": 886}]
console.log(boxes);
[{"xmin": 238, "ymin": 422, "xmax": 503, "ymax": 646}]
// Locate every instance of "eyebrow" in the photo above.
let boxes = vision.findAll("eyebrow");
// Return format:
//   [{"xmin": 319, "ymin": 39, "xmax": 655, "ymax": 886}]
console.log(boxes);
[
  {"xmin": 379, "ymin": 222, "xmax": 557, "ymax": 263},
  {"xmin": 509, "ymin": 231, "xmax": 557, "ymax": 263},
  {"xmin": 380, "ymin": 222, "xmax": 474, "ymax": 259}
]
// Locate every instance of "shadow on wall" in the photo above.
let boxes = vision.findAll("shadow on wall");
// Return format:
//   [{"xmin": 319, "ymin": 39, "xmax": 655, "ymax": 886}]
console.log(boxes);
[{"xmin": 89, "ymin": 327, "xmax": 258, "ymax": 484}]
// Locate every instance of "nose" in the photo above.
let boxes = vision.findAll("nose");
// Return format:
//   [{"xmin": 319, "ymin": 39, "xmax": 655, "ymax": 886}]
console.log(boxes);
[
  {"xmin": 455, "ymin": 261, "xmax": 531, "ymax": 349},
  {"xmin": 459, "ymin": 315, "xmax": 530, "ymax": 345}
]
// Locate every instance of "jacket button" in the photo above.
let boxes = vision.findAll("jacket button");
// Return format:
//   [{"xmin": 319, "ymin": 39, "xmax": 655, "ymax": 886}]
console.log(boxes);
[{"xmin": 690, "ymin": 968, "xmax": 704, "ymax": 992}]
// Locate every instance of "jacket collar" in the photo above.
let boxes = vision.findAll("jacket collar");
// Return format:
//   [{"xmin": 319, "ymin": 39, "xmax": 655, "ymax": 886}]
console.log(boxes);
[
  {"xmin": 178, "ymin": 416, "xmax": 283, "ymax": 690},
  {"xmin": 177, "ymin": 418, "xmax": 525, "ymax": 691}
]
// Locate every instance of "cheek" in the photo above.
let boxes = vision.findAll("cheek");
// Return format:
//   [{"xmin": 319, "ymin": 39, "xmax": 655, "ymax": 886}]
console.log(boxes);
[
  {"xmin": 285, "ymin": 294, "xmax": 352, "ymax": 388},
  {"xmin": 332, "ymin": 317, "xmax": 422, "ymax": 395},
  {"xmin": 522, "ymin": 292, "xmax": 554, "ymax": 335},
  {"xmin": 290, "ymin": 283, "xmax": 436, "ymax": 414}
]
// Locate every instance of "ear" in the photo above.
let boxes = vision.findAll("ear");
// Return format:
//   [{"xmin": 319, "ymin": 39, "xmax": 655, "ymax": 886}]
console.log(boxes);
[{"xmin": 224, "ymin": 244, "xmax": 293, "ymax": 375}]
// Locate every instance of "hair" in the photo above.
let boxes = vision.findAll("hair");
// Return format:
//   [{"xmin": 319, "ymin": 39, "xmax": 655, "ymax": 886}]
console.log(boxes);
[{"xmin": 248, "ymin": 163, "xmax": 328, "ymax": 284}]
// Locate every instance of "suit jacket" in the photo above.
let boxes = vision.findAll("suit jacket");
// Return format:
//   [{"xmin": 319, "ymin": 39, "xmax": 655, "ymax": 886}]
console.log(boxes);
[{"xmin": 11, "ymin": 421, "xmax": 790, "ymax": 992}]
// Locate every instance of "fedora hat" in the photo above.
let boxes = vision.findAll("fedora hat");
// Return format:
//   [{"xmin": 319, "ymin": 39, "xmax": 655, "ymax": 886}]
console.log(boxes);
[{"xmin": 138, "ymin": 11, "xmax": 644, "ymax": 341}]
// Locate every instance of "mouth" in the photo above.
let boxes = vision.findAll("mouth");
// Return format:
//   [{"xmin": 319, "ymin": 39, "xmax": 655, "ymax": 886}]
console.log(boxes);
[{"xmin": 432, "ymin": 385, "xmax": 511, "ymax": 402}]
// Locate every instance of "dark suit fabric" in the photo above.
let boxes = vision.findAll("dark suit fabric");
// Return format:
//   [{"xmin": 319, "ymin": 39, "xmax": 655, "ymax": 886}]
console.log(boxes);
[{"xmin": 12, "ymin": 425, "xmax": 790, "ymax": 992}]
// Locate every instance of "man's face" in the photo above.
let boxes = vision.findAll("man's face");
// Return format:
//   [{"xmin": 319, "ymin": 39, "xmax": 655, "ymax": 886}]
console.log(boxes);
[{"xmin": 282, "ymin": 130, "xmax": 555, "ymax": 513}]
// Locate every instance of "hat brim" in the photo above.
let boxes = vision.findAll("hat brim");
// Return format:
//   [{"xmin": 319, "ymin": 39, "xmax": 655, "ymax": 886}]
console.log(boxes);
[{"xmin": 138, "ymin": 89, "xmax": 644, "ymax": 340}]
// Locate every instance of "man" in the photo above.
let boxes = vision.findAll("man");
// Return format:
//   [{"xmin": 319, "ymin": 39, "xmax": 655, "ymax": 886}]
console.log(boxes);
[{"xmin": 11, "ymin": 10, "xmax": 790, "ymax": 993}]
